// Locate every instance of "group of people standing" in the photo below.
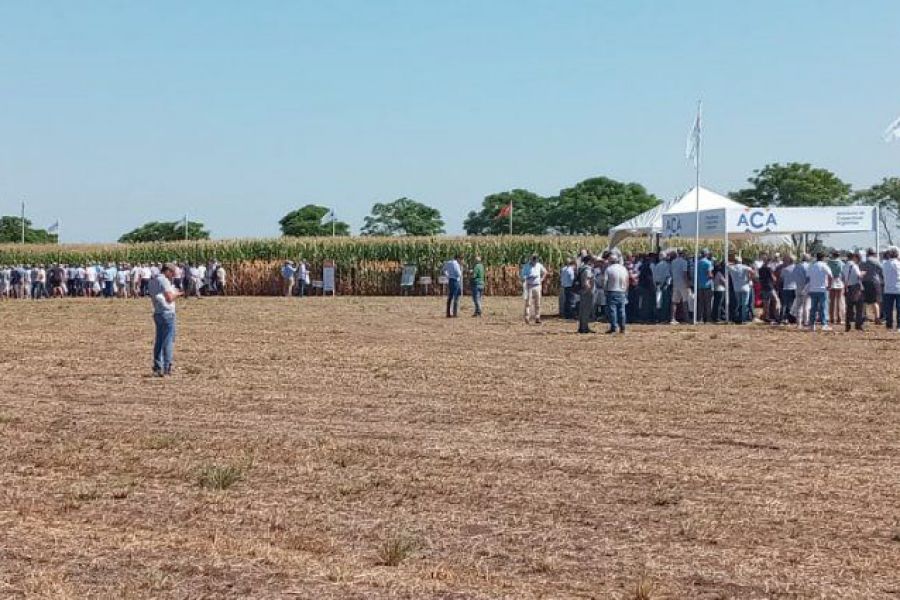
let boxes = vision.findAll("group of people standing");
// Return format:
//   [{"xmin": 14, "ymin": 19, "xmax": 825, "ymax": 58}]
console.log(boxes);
[
  {"xmin": 437, "ymin": 245, "xmax": 900, "ymax": 335},
  {"xmin": 0, "ymin": 260, "xmax": 227, "ymax": 300}
]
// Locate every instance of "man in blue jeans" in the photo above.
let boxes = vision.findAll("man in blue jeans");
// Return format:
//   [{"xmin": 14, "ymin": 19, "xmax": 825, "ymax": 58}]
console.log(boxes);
[
  {"xmin": 149, "ymin": 263, "xmax": 182, "ymax": 376},
  {"xmin": 442, "ymin": 254, "xmax": 463, "ymax": 318},
  {"xmin": 806, "ymin": 252, "xmax": 833, "ymax": 331},
  {"xmin": 603, "ymin": 252, "xmax": 629, "ymax": 334}
]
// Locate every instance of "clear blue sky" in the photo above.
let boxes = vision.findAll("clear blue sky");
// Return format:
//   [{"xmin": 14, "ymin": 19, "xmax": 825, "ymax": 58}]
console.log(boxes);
[{"xmin": 1, "ymin": 0, "xmax": 899, "ymax": 242}]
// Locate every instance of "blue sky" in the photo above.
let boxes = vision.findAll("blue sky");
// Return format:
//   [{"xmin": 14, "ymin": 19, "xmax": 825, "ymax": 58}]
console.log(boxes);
[{"xmin": 1, "ymin": 0, "xmax": 899, "ymax": 242}]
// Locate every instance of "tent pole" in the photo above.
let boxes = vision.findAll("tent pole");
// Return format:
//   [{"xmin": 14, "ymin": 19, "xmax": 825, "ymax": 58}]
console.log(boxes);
[
  {"xmin": 875, "ymin": 205, "xmax": 881, "ymax": 252},
  {"xmin": 724, "ymin": 229, "xmax": 729, "ymax": 325}
]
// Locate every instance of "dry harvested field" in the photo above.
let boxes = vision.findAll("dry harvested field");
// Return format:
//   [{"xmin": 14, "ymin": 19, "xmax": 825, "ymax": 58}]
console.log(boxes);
[{"xmin": 1, "ymin": 296, "xmax": 898, "ymax": 600}]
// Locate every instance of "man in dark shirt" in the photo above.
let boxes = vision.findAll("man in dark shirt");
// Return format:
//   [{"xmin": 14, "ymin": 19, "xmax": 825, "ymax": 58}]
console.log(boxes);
[{"xmin": 757, "ymin": 259, "xmax": 778, "ymax": 323}]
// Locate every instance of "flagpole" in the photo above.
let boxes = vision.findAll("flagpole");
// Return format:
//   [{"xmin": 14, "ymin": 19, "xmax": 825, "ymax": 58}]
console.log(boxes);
[
  {"xmin": 332, "ymin": 209, "xmax": 336, "ymax": 237},
  {"xmin": 509, "ymin": 200, "xmax": 513, "ymax": 235},
  {"xmin": 21, "ymin": 201, "xmax": 26, "ymax": 245},
  {"xmin": 692, "ymin": 100, "xmax": 702, "ymax": 326},
  {"xmin": 184, "ymin": 214, "xmax": 189, "ymax": 241}
]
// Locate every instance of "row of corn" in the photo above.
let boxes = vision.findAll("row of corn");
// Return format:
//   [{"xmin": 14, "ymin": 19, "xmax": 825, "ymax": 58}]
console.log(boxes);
[{"xmin": 0, "ymin": 236, "xmax": 787, "ymax": 296}]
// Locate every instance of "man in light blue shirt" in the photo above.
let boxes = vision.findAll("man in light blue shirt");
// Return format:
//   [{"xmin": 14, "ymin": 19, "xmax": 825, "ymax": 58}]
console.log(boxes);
[
  {"xmin": 696, "ymin": 250, "xmax": 714, "ymax": 323},
  {"xmin": 281, "ymin": 261, "xmax": 296, "ymax": 297},
  {"xmin": 442, "ymin": 255, "xmax": 463, "ymax": 317}
]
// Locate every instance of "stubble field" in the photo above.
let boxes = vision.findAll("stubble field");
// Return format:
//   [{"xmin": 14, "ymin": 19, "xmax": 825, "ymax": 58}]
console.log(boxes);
[{"xmin": 0, "ymin": 296, "xmax": 898, "ymax": 599}]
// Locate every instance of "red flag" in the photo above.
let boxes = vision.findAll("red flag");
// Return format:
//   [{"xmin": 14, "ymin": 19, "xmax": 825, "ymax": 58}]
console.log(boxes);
[{"xmin": 496, "ymin": 203, "xmax": 512, "ymax": 219}]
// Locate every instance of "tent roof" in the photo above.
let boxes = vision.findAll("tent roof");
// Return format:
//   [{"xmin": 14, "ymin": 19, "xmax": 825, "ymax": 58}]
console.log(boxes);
[{"xmin": 608, "ymin": 186, "xmax": 745, "ymax": 247}]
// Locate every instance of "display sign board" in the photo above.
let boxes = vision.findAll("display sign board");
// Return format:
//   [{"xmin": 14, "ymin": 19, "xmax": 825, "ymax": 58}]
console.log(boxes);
[
  {"xmin": 663, "ymin": 206, "xmax": 876, "ymax": 237},
  {"xmin": 400, "ymin": 264, "xmax": 417, "ymax": 287},
  {"xmin": 323, "ymin": 260, "xmax": 336, "ymax": 294}
]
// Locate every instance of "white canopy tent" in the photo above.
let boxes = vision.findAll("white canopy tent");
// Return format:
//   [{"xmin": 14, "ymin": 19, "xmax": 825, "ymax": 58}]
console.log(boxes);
[{"xmin": 608, "ymin": 186, "xmax": 745, "ymax": 248}]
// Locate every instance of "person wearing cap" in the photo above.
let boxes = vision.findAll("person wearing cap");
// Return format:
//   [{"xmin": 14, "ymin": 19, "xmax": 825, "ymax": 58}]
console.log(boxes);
[
  {"xmin": 149, "ymin": 263, "xmax": 182, "ymax": 376},
  {"xmin": 470, "ymin": 255, "xmax": 485, "ymax": 317},
  {"xmin": 521, "ymin": 253, "xmax": 547, "ymax": 325},
  {"xmin": 560, "ymin": 257, "xmax": 577, "ymax": 320},
  {"xmin": 602, "ymin": 251, "xmax": 629, "ymax": 333},
  {"xmin": 575, "ymin": 254, "xmax": 595, "ymax": 334},
  {"xmin": 669, "ymin": 249, "xmax": 690, "ymax": 324},
  {"xmin": 281, "ymin": 260, "xmax": 297, "ymax": 297}
]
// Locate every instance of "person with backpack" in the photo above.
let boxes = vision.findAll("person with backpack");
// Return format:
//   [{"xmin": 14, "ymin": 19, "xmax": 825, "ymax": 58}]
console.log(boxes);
[{"xmin": 574, "ymin": 254, "xmax": 595, "ymax": 334}]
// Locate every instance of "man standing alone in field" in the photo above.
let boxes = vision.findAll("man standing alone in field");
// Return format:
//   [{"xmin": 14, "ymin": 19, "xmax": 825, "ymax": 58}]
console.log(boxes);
[
  {"xmin": 442, "ymin": 254, "xmax": 463, "ymax": 318},
  {"xmin": 150, "ymin": 263, "xmax": 182, "ymax": 377},
  {"xmin": 521, "ymin": 254, "xmax": 547, "ymax": 325},
  {"xmin": 470, "ymin": 255, "xmax": 485, "ymax": 317}
]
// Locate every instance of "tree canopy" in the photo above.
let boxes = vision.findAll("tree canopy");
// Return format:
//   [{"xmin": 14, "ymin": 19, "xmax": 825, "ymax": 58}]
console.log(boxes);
[
  {"xmin": 551, "ymin": 177, "xmax": 660, "ymax": 235},
  {"xmin": 730, "ymin": 162, "xmax": 852, "ymax": 207},
  {"xmin": 119, "ymin": 221, "xmax": 210, "ymax": 244},
  {"xmin": 854, "ymin": 177, "xmax": 900, "ymax": 245},
  {"xmin": 361, "ymin": 198, "xmax": 444, "ymax": 236},
  {"xmin": 463, "ymin": 189, "xmax": 552, "ymax": 235},
  {"xmin": 0, "ymin": 216, "xmax": 57, "ymax": 244},
  {"xmin": 279, "ymin": 205, "xmax": 350, "ymax": 237}
]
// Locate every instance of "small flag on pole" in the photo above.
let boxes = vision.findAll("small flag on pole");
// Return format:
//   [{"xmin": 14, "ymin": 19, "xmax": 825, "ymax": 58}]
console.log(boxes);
[
  {"xmin": 326, "ymin": 208, "xmax": 335, "ymax": 221},
  {"xmin": 47, "ymin": 221, "xmax": 59, "ymax": 234},
  {"xmin": 686, "ymin": 101, "xmax": 702, "ymax": 166},
  {"xmin": 496, "ymin": 203, "xmax": 512, "ymax": 219},
  {"xmin": 883, "ymin": 115, "xmax": 900, "ymax": 143}
]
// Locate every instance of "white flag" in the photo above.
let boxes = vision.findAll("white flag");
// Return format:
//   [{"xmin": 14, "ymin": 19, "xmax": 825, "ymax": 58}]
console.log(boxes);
[
  {"xmin": 47, "ymin": 221, "xmax": 59, "ymax": 233},
  {"xmin": 326, "ymin": 208, "xmax": 335, "ymax": 221},
  {"xmin": 883, "ymin": 115, "xmax": 900, "ymax": 143},
  {"xmin": 686, "ymin": 101, "xmax": 702, "ymax": 166}
]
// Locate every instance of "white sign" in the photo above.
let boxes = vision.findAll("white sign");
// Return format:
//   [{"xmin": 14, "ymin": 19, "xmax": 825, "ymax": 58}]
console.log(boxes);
[
  {"xmin": 323, "ymin": 261, "xmax": 336, "ymax": 293},
  {"xmin": 662, "ymin": 206, "xmax": 876, "ymax": 237}
]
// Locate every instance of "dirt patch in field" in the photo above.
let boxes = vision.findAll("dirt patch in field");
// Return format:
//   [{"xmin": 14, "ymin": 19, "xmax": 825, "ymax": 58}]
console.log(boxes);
[{"xmin": 0, "ymin": 296, "xmax": 898, "ymax": 599}]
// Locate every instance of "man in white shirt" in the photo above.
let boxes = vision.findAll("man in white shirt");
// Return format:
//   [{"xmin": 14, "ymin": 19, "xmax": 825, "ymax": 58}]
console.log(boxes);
[
  {"xmin": 842, "ymin": 251, "xmax": 865, "ymax": 331},
  {"xmin": 728, "ymin": 255, "xmax": 756, "ymax": 324},
  {"xmin": 791, "ymin": 255, "xmax": 811, "ymax": 328},
  {"xmin": 521, "ymin": 254, "xmax": 547, "ymax": 325},
  {"xmin": 441, "ymin": 255, "xmax": 463, "ymax": 318},
  {"xmin": 297, "ymin": 259, "xmax": 310, "ymax": 297},
  {"xmin": 602, "ymin": 252, "xmax": 630, "ymax": 334},
  {"xmin": 806, "ymin": 252, "xmax": 833, "ymax": 331},
  {"xmin": 149, "ymin": 263, "xmax": 182, "ymax": 376},
  {"xmin": 669, "ymin": 250, "xmax": 690, "ymax": 324},
  {"xmin": 881, "ymin": 246, "xmax": 900, "ymax": 331}
]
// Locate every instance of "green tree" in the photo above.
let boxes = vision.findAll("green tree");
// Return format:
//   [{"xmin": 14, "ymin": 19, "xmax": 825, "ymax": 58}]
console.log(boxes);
[
  {"xmin": 0, "ymin": 216, "xmax": 57, "ymax": 244},
  {"xmin": 463, "ymin": 189, "xmax": 552, "ymax": 235},
  {"xmin": 550, "ymin": 177, "xmax": 660, "ymax": 235},
  {"xmin": 279, "ymin": 205, "xmax": 350, "ymax": 237},
  {"xmin": 730, "ymin": 163, "xmax": 852, "ymax": 249},
  {"xmin": 119, "ymin": 221, "xmax": 210, "ymax": 243},
  {"xmin": 854, "ymin": 177, "xmax": 900, "ymax": 246},
  {"xmin": 730, "ymin": 162, "xmax": 852, "ymax": 207},
  {"xmin": 361, "ymin": 198, "xmax": 444, "ymax": 236}
]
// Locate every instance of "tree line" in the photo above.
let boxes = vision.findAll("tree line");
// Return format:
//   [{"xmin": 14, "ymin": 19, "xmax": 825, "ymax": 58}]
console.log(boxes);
[{"xmin": 2, "ymin": 163, "xmax": 899, "ymax": 244}]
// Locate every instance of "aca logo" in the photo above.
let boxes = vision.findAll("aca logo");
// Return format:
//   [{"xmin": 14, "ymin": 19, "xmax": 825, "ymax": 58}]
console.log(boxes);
[
  {"xmin": 664, "ymin": 215, "xmax": 683, "ymax": 236},
  {"xmin": 736, "ymin": 209, "xmax": 778, "ymax": 232}
]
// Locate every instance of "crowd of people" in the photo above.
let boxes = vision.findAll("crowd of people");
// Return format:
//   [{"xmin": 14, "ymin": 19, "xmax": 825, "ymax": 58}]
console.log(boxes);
[
  {"xmin": 440, "ymin": 246, "xmax": 900, "ymax": 334},
  {"xmin": 0, "ymin": 260, "xmax": 228, "ymax": 300}
]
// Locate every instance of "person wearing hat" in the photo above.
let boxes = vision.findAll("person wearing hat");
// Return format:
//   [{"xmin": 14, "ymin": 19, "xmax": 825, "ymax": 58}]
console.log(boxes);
[
  {"xmin": 149, "ymin": 263, "xmax": 182, "ymax": 376},
  {"xmin": 281, "ymin": 260, "xmax": 297, "ymax": 297}
]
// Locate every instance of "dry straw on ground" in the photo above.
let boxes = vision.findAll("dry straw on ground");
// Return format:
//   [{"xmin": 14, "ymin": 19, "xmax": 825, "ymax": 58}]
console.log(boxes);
[{"xmin": 0, "ymin": 296, "xmax": 898, "ymax": 599}]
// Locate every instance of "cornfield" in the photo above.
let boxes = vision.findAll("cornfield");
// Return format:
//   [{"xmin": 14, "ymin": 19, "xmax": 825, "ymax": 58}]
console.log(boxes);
[{"xmin": 0, "ymin": 236, "xmax": 790, "ymax": 296}]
